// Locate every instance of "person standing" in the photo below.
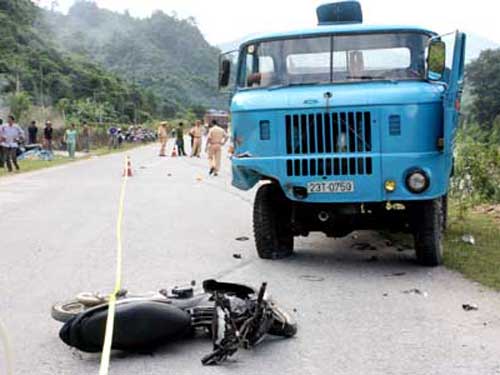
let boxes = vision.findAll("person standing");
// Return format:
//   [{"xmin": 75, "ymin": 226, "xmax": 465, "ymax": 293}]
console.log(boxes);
[
  {"xmin": 206, "ymin": 120, "xmax": 228, "ymax": 176},
  {"xmin": 0, "ymin": 115, "xmax": 25, "ymax": 172},
  {"xmin": 43, "ymin": 121, "xmax": 53, "ymax": 153},
  {"xmin": 108, "ymin": 126, "xmax": 118, "ymax": 149},
  {"xmin": 175, "ymin": 122, "xmax": 186, "ymax": 156},
  {"xmin": 28, "ymin": 120, "xmax": 38, "ymax": 144},
  {"xmin": 0, "ymin": 119, "xmax": 4, "ymax": 169},
  {"xmin": 158, "ymin": 122, "xmax": 168, "ymax": 157},
  {"xmin": 81, "ymin": 121, "xmax": 91, "ymax": 152},
  {"xmin": 190, "ymin": 120, "xmax": 203, "ymax": 158},
  {"xmin": 64, "ymin": 123, "xmax": 78, "ymax": 159}
]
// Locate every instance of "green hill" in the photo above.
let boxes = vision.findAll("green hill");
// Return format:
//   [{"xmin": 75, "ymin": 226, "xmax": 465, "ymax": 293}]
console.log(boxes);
[
  {"xmin": 43, "ymin": 1, "xmax": 223, "ymax": 117},
  {"xmin": 0, "ymin": 0, "xmax": 158, "ymax": 123}
]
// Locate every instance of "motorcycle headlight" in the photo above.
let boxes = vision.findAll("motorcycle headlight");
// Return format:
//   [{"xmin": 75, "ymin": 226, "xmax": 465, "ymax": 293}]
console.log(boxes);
[{"xmin": 406, "ymin": 170, "xmax": 429, "ymax": 194}]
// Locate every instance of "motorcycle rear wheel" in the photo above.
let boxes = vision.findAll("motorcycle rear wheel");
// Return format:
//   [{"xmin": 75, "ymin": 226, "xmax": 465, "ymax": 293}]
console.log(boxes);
[{"xmin": 51, "ymin": 300, "xmax": 87, "ymax": 323}]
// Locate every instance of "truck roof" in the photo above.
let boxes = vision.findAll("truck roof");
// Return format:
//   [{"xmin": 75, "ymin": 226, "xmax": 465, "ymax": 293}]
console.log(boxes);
[{"xmin": 241, "ymin": 24, "xmax": 437, "ymax": 46}]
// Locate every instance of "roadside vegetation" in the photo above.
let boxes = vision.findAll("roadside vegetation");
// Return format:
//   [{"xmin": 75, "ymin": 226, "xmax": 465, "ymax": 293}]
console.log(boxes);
[
  {"xmin": 444, "ymin": 204, "xmax": 500, "ymax": 290},
  {"xmin": 443, "ymin": 48, "xmax": 500, "ymax": 289}
]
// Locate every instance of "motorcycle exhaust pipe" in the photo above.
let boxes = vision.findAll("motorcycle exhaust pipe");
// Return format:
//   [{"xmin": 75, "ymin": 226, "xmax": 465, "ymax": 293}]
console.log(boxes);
[{"xmin": 318, "ymin": 211, "xmax": 330, "ymax": 222}]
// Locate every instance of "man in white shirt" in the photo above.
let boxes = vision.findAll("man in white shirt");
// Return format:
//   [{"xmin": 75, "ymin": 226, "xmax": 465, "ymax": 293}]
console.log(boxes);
[{"xmin": 0, "ymin": 115, "xmax": 25, "ymax": 172}]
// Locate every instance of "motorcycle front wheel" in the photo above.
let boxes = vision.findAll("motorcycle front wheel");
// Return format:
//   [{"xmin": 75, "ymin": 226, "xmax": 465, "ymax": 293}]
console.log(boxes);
[{"xmin": 268, "ymin": 306, "xmax": 297, "ymax": 338}]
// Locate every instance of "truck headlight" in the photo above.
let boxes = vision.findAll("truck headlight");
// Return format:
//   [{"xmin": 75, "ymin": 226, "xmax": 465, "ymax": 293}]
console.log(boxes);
[{"xmin": 406, "ymin": 170, "xmax": 429, "ymax": 194}]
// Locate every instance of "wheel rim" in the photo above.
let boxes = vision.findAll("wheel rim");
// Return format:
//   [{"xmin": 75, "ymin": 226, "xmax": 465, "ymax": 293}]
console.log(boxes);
[{"xmin": 61, "ymin": 302, "xmax": 85, "ymax": 314}]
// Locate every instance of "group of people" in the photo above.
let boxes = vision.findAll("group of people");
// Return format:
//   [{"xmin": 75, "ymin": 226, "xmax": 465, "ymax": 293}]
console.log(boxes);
[
  {"xmin": 0, "ymin": 117, "xmax": 94, "ymax": 173},
  {"xmin": 158, "ymin": 119, "xmax": 228, "ymax": 176}
]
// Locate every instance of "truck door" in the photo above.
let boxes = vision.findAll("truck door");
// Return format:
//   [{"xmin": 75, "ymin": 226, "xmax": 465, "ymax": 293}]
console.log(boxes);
[{"xmin": 443, "ymin": 32, "xmax": 466, "ymax": 155}]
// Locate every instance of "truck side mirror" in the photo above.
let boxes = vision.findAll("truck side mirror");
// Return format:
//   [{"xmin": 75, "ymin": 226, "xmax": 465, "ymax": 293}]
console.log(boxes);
[
  {"xmin": 219, "ymin": 59, "xmax": 231, "ymax": 89},
  {"xmin": 427, "ymin": 40, "xmax": 446, "ymax": 81}
]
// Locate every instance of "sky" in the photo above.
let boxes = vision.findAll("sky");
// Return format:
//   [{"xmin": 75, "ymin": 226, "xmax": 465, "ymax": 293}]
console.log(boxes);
[{"xmin": 37, "ymin": 0, "xmax": 500, "ymax": 46}]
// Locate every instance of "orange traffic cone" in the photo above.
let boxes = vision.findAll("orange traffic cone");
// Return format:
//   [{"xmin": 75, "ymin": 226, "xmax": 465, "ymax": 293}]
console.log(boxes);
[
  {"xmin": 123, "ymin": 157, "xmax": 133, "ymax": 177},
  {"xmin": 171, "ymin": 145, "xmax": 178, "ymax": 157}
]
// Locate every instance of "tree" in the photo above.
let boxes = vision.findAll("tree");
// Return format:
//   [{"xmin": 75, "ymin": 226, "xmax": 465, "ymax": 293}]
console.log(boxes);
[
  {"xmin": 8, "ymin": 92, "xmax": 31, "ymax": 121},
  {"xmin": 466, "ymin": 49, "xmax": 500, "ymax": 130}
]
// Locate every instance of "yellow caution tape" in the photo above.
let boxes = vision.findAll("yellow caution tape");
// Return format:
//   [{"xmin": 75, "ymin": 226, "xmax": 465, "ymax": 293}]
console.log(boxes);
[
  {"xmin": 98, "ymin": 156, "xmax": 130, "ymax": 375},
  {"xmin": 0, "ymin": 318, "xmax": 13, "ymax": 375}
]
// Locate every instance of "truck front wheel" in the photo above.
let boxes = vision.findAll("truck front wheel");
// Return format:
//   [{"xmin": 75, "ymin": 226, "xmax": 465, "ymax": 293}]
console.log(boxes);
[
  {"xmin": 253, "ymin": 183, "xmax": 294, "ymax": 259},
  {"xmin": 412, "ymin": 199, "xmax": 444, "ymax": 267}
]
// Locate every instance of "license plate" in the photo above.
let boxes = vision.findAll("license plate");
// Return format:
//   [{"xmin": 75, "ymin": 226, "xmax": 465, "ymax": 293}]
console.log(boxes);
[{"xmin": 307, "ymin": 181, "xmax": 355, "ymax": 194}]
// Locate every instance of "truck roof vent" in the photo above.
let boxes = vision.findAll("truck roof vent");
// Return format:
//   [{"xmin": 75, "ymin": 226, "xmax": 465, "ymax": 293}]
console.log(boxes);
[{"xmin": 317, "ymin": 1, "xmax": 363, "ymax": 26}]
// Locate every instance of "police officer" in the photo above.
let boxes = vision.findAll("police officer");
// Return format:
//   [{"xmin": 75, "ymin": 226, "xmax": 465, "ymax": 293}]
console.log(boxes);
[
  {"xmin": 189, "ymin": 120, "xmax": 203, "ymax": 157},
  {"xmin": 206, "ymin": 120, "xmax": 228, "ymax": 176},
  {"xmin": 158, "ymin": 121, "xmax": 168, "ymax": 157}
]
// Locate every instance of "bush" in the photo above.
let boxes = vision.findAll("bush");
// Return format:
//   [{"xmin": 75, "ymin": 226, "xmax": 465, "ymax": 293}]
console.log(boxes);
[{"xmin": 450, "ymin": 129, "xmax": 500, "ymax": 205}]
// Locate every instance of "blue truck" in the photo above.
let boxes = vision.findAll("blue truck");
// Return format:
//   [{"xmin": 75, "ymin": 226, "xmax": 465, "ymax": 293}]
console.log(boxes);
[{"xmin": 219, "ymin": 1, "xmax": 466, "ymax": 266}]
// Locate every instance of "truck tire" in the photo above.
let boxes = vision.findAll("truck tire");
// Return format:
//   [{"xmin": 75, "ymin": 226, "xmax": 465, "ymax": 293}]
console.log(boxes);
[
  {"xmin": 253, "ymin": 183, "xmax": 294, "ymax": 259},
  {"xmin": 412, "ymin": 199, "xmax": 443, "ymax": 267}
]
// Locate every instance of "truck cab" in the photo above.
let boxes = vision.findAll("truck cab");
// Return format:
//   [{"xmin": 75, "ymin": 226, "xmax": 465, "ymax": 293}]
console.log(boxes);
[{"xmin": 219, "ymin": 1, "xmax": 466, "ymax": 266}]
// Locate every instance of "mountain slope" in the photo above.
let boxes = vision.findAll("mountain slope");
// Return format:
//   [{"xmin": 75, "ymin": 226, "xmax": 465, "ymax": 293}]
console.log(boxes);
[
  {"xmin": 0, "ymin": 0, "xmax": 157, "ymax": 123},
  {"xmin": 44, "ymin": 1, "xmax": 222, "ymax": 117}
]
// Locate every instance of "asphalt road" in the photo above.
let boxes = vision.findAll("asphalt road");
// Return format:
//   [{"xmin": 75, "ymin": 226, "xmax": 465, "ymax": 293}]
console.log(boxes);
[{"xmin": 1, "ymin": 143, "xmax": 499, "ymax": 375}]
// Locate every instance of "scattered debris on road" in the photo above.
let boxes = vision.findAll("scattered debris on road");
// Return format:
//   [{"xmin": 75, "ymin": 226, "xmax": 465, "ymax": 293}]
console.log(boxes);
[
  {"xmin": 299, "ymin": 275, "xmax": 325, "ymax": 282},
  {"xmin": 232, "ymin": 253, "xmax": 242, "ymax": 259},
  {"xmin": 462, "ymin": 304, "xmax": 479, "ymax": 311},
  {"xmin": 385, "ymin": 272, "xmax": 406, "ymax": 277},
  {"xmin": 461, "ymin": 234, "xmax": 476, "ymax": 246},
  {"xmin": 235, "ymin": 236, "xmax": 250, "ymax": 241},
  {"xmin": 403, "ymin": 288, "xmax": 428, "ymax": 297},
  {"xmin": 167, "ymin": 173, "xmax": 173, "ymax": 177}
]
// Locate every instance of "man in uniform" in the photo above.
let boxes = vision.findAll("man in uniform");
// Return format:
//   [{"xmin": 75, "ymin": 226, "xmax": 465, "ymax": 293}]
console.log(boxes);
[
  {"xmin": 206, "ymin": 120, "xmax": 228, "ymax": 176},
  {"xmin": 189, "ymin": 120, "xmax": 203, "ymax": 157},
  {"xmin": 158, "ymin": 121, "xmax": 168, "ymax": 157}
]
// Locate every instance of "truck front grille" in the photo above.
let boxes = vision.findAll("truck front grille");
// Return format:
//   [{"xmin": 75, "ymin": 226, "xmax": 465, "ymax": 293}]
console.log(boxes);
[
  {"xmin": 286, "ymin": 157, "xmax": 373, "ymax": 177},
  {"xmin": 285, "ymin": 111, "xmax": 372, "ymax": 155}
]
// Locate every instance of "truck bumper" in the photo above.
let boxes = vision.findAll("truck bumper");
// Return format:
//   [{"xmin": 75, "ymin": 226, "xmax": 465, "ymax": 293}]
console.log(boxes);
[{"xmin": 232, "ymin": 152, "xmax": 450, "ymax": 203}]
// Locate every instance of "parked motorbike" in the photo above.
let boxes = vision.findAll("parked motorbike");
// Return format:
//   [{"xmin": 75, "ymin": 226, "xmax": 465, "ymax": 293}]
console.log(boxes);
[{"xmin": 52, "ymin": 280, "xmax": 296, "ymax": 365}]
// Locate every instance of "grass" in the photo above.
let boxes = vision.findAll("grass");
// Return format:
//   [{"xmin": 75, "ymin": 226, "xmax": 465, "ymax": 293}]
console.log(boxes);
[
  {"xmin": 0, "ymin": 155, "xmax": 74, "ymax": 177},
  {"xmin": 444, "ymin": 203, "xmax": 500, "ymax": 291},
  {"xmin": 0, "ymin": 143, "xmax": 148, "ymax": 178}
]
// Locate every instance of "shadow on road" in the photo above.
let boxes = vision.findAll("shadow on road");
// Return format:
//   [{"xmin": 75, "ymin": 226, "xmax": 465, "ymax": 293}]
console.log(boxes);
[{"xmin": 272, "ymin": 230, "xmax": 431, "ymax": 277}]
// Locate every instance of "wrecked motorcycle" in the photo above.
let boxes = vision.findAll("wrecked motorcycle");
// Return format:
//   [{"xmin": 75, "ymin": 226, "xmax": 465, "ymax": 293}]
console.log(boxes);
[{"xmin": 51, "ymin": 280, "xmax": 296, "ymax": 365}]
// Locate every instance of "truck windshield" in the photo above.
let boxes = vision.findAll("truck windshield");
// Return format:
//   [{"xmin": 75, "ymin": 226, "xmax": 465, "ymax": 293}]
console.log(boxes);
[{"xmin": 238, "ymin": 32, "xmax": 430, "ymax": 89}]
